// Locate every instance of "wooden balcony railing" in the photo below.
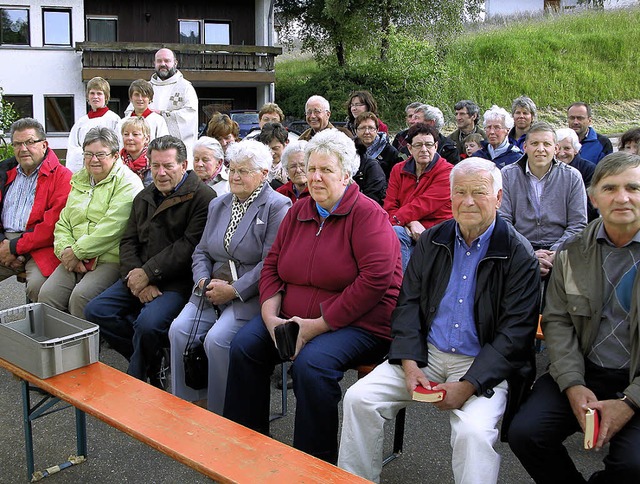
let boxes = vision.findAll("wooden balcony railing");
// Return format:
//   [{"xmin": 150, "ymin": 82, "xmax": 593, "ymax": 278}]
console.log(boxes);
[{"xmin": 76, "ymin": 42, "xmax": 282, "ymax": 72}]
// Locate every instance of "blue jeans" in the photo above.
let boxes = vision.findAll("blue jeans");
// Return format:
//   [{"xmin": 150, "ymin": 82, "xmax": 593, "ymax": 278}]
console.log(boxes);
[
  {"xmin": 84, "ymin": 279, "xmax": 187, "ymax": 380},
  {"xmin": 223, "ymin": 315, "xmax": 389, "ymax": 463},
  {"xmin": 393, "ymin": 225, "xmax": 414, "ymax": 272}
]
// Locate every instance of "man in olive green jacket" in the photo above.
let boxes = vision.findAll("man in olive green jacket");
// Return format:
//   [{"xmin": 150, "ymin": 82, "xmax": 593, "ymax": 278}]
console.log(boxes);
[{"xmin": 509, "ymin": 152, "xmax": 640, "ymax": 483}]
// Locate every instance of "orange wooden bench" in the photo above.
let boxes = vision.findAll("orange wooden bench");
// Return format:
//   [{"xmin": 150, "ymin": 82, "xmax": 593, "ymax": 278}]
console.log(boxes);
[{"xmin": 0, "ymin": 357, "xmax": 368, "ymax": 483}]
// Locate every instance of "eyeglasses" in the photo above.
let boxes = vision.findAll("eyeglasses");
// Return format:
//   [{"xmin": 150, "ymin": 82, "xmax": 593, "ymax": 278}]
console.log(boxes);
[
  {"xmin": 411, "ymin": 142, "xmax": 436, "ymax": 150},
  {"xmin": 12, "ymin": 139, "xmax": 45, "ymax": 149},
  {"xmin": 83, "ymin": 151, "xmax": 112, "ymax": 161},
  {"xmin": 229, "ymin": 168, "xmax": 258, "ymax": 177},
  {"xmin": 350, "ymin": 103, "xmax": 366, "ymax": 108},
  {"xmin": 356, "ymin": 126, "xmax": 377, "ymax": 133},
  {"xmin": 305, "ymin": 109, "xmax": 326, "ymax": 117},
  {"xmin": 287, "ymin": 163, "xmax": 305, "ymax": 172}
]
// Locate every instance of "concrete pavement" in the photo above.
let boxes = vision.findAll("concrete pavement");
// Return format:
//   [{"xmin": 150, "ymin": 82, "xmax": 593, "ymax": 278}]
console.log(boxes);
[{"xmin": 0, "ymin": 277, "xmax": 603, "ymax": 483}]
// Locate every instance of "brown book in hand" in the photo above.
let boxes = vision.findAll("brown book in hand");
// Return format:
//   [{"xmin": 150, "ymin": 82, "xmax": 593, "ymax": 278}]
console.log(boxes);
[
  {"xmin": 584, "ymin": 408, "xmax": 600, "ymax": 450},
  {"xmin": 412, "ymin": 382, "xmax": 446, "ymax": 402}
]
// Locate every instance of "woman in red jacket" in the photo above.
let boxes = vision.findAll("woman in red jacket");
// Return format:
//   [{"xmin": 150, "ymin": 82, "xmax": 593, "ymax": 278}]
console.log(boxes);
[
  {"xmin": 223, "ymin": 128, "xmax": 403, "ymax": 464},
  {"xmin": 384, "ymin": 123, "xmax": 453, "ymax": 270}
]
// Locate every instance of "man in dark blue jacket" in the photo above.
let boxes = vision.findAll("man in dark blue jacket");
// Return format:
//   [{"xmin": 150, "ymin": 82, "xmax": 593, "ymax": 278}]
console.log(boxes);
[
  {"xmin": 338, "ymin": 157, "xmax": 540, "ymax": 483},
  {"xmin": 567, "ymin": 102, "xmax": 612, "ymax": 164}
]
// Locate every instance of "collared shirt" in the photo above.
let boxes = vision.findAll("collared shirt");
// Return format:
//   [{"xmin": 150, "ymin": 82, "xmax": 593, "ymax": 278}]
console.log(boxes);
[
  {"xmin": 525, "ymin": 161, "xmax": 552, "ymax": 219},
  {"xmin": 427, "ymin": 219, "xmax": 496, "ymax": 357},
  {"xmin": 587, "ymin": 226, "xmax": 640, "ymax": 370},
  {"xmin": 1, "ymin": 162, "xmax": 43, "ymax": 232}
]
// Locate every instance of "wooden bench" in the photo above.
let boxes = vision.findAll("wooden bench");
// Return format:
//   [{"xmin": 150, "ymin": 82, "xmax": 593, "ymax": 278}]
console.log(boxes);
[{"xmin": 0, "ymin": 357, "xmax": 368, "ymax": 483}]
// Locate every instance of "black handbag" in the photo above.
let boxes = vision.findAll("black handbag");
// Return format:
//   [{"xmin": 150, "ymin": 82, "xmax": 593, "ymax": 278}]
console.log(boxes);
[
  {"xmin": 274, "ymin": 320, "xmax": 300, "ymax": 360},
  {"xmin": 183, "ymin": 279, "xmax": 210, "ymax": 390}
]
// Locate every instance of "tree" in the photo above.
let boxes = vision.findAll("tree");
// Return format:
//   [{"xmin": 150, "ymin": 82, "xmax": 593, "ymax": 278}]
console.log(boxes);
[
  {"xmin": 0, "ymin": 87, "xmax": 18, "ymax": 159},
  {"xmin": 275, "ymin": 0, "xmax": 484, "ymax": 66}
]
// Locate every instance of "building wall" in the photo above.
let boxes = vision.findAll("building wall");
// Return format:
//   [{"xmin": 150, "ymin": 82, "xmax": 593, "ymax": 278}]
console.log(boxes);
[
  {"xmin": 0, "ymin": 0, "xmax": 85, "ymax": 151},
  {"xmin": 485, "ymin": 0, "xmax": 544, "ymax": 17},
  {"xmin": 83, "ymin": 0, "xmax": 256, "ymax": 45}
]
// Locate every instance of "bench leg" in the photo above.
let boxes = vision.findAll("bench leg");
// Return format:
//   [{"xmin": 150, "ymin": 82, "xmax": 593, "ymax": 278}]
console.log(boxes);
[
  {"xmin": 382, "ymin": 407, "xmax": 406, "ymax": 466},
  {"xmin": 19, "ymin": 381, "xmax": 88, "ymax": 481},
  {"xmin": 21, "ymin": 380, "xmax": 35, "ymax": 481},
  {"xmin": 75, "ymin": 408, "xmax": 87, "ymax": 457}
]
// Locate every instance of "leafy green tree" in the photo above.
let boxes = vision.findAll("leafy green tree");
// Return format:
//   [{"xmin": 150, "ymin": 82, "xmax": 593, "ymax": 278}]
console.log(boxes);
[
  {"xmin": 0, "ymin": 87, "xmax": 18, "ymax": 159},
  {"xmin": 275, "ymin": 0, "xmax": 483, "ymax": 66}
]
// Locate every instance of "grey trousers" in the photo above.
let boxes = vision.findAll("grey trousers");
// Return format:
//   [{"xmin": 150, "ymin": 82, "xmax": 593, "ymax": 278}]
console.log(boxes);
[{"xmin": 38, "ymin": 262, "xmax": 120, "ymax": 319}]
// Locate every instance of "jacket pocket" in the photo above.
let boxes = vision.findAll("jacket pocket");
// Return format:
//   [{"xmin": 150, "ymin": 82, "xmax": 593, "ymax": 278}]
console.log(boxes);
[{"xmin": 566, "ymin": 294, "xmax": 591, "ymax": 318}]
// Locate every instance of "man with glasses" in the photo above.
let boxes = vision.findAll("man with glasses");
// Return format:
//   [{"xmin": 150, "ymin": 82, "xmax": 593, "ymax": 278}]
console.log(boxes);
[
  {"xmin": 0, "ymin": 118, "xmax": 72, "ymax": 301},
  {"xmin": 298, "ymin": 95, "xmax": 352, "ymax": 141},
  {"xmin": 567, "ymin": 102, "xmax": 613, "ymax": 164},
  {"xmin": 383, "ymin": 123, "xmax": 453, "ymax": 271},
  {"xmin": 84, "ymin": 135, "xmax": 214, "ymax": 387},
  {"xmin": 473, "ymin": 105, "xmax": 523, "ymax": 169}
]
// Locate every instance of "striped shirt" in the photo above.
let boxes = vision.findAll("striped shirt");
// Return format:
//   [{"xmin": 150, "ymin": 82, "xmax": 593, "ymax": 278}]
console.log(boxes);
[{"xmin": 2, "ymin": 163, "xmax": 42, "ymax": 232}]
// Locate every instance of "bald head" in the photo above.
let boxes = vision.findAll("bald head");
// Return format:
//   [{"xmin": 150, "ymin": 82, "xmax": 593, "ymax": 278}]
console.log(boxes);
[{"xmin": 155, "ymin": 48, "xmax": 177, "ymax": 80}]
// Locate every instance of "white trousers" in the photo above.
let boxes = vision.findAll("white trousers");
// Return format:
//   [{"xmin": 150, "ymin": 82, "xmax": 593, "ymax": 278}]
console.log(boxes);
[
  {"xmin": 169, "ymin": 300, "xmax": 249, "ymax": 414},
  {"xmin": 338, "ymin": 344, "xmax": 508, "ymax": 484}
]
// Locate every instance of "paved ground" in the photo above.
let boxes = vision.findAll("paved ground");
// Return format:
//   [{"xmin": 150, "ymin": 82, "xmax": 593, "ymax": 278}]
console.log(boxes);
[{"xmin": 0, "ymin": 277, "xmax": 604, "ymax": 483}]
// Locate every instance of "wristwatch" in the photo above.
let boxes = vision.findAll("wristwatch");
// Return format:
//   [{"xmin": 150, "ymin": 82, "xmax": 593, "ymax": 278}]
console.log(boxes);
[{"xmin": 616, "ymin": 392, "xmax": 639, "ymax": 413}]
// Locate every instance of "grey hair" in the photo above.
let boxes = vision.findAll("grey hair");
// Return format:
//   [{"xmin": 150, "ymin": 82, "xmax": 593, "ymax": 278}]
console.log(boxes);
[
  {"xmin": 82, "ymin": 127, "xmax": 120, "ymax": 153},
  {"xmin": 511, "ymin": 95, "xmax": 537, "ymax": 118},
  {"xmin": 405, "ymin": 101, "xmax": 423, "ymax": 113},
  {"xmin": 193, "ymin": 136, "xmax": 224, "ymax": 162},
  {"xmin": 10, "ymin": 118, "xmax": 46, "ymax": 141},
  {"xmin": 555, "ymin": 128, "xmax": 582, "ymax": 152},
  {"xmin": 305, "ymin": 128, "xmax": 359, "ymax": 178},
  {"xmin": 305, "ymin": 95, "xmax": 330, "ymax": 112},
  {"xmin": 482, "ymin": 105, "xmax": 514, "ymax": 130},
  {"xmin": 450, "ymin": 157, "xmax": 502, "ymax": 195},
  {"xmin": 588, "ymin": 151, "xmax": 640, "ymax": 196},
  {"xmin": 454, "ymin": 100, "xmax": 480, "ymax": 118},
  {"xmin": 281, "ymin": 140, "xmax": 308, "ymax": 170},
  {"xmin": 148, "ymin": 135, "xmax": 188, "ymax": 164},
  {"xmin": 422, "ymin": 105, "xmax": 445, "ymax": 130},
  {"xmin": 226, "ymin": 139, "xmax": 272, "ymax": 171}
]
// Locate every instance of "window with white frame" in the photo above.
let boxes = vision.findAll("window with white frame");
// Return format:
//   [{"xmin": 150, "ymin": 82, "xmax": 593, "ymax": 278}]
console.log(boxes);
[
  {"xmin": 43, "ymin": 8, "xmax": 71, "ymax": 46},
  {"xmin": 86, "ymin": 16, "xmax": 117, "ymax": 42},
  {"xmin": 178, "ymin": 20, "xmax": 230, "ymax": 45},
  {"xmin": 0, "ymin": 8, "xmax": 29, "ymax": 45}
]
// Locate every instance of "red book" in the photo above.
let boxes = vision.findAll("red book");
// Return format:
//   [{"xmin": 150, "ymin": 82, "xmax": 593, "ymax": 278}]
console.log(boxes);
[
  {"xmin": 584, "ymin": 408, "xmax": 600, "ymax": 450},
  {"xmin": 83, "ymin": 258, "xmax": 97, "ymax": 271},
  {"xmin": 412, "ymin": 382, "xmax": 446, "ymax": 403}
]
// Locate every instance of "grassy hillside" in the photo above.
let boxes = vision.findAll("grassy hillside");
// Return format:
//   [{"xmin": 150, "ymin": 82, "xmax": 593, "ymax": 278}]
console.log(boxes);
[{"xmin": 275, "ymin": 7, "xmax": 640, "ymax": 134}]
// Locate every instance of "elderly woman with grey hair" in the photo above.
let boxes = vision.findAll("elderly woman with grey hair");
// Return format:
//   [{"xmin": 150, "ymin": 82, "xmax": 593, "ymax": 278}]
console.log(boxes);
[
  {"xmin": 510, "ymin": 95, "xmax": 537, "ymax": 148},
  {"xmin": 473, "ymin": 105, "xmax": 523, "ymax": 169},
  {"xmin": 38, "ymin": 127, "xmax": 144, "ymax": 318},
  {"xmin": 169, "ymin": 139, "xmax": 291, "ymax": 414},
  {"xmin": 192, "ymin": 136, "xmax": 229, "ymax": 196},
  {"xmin": 556, "ymin": 127, "xmax": 598, "ymax": 221},
  {"xmin": 276, "ymin": 139, "xmax": 310, "ymax": 203},
  {"xmin": 223, "ymin": 128, "xmax": 403, "ymax": 463}
]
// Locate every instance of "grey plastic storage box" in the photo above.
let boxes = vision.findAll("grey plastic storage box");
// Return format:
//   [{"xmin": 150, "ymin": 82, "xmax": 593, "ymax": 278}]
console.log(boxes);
[{"xmin": 0, "ymin": 303, "xmax": 99, "ymax": 379}]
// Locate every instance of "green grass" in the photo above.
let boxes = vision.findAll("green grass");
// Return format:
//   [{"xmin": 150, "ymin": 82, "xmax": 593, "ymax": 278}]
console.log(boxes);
[{"xmin": 275, "ymin": 8, "xmax": 640, "ymax": 134}]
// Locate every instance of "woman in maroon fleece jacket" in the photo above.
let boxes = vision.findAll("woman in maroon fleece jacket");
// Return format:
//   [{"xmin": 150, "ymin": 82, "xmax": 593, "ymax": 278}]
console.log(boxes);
[{"xmin": 224, "ymin": 128, "xmax": 402, "ymax": 464}]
